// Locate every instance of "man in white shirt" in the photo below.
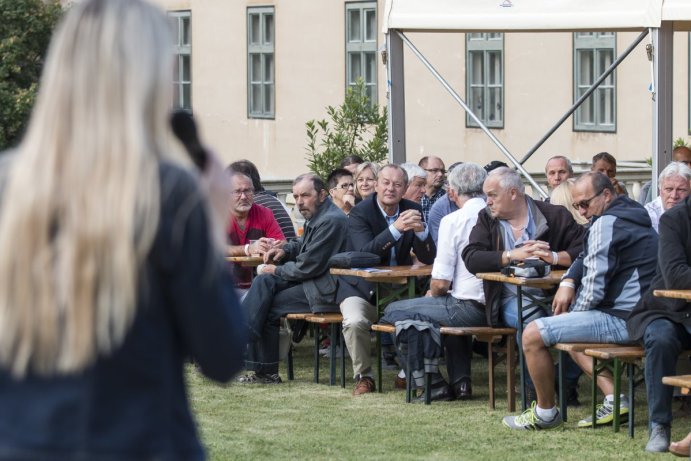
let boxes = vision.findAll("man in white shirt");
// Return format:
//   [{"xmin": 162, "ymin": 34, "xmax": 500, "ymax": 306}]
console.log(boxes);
[
  {"xmin": 645, "ymin": 161, "xmax": 691, "ymax": 232},
  {"xmin": 382, "ymin": 163, "xmax": 487, "ymax": 401}
]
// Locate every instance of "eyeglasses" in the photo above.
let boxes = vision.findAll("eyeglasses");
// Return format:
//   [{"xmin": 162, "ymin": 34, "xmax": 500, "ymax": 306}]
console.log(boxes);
[
  {"xmin": 333, "ymin": 183, "xmax": 354, "ymax": 190},
  {"xmin": 424, "ymin": 168, "xmax": 446, "ymax": 175},
  {"xmin": 232, "ymin": 189, "xmax": 254, "ymax": 198},
  {"xmin": 572, "ymin": 189, "xmax": 604, "ymax": 210}
]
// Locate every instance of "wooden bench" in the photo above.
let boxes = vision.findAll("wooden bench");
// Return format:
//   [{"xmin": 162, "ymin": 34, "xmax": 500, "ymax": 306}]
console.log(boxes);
[
  {"xmin": 372, "ymin": 323, "xmax": 517, "ymax": 409},
  {"xmin": 284, "ymin": 313, "xmax": 314, "ymax": 381},
  {"xmin": 583, "ymin": 346, "xmax": 645, "ymax": 438},
  {"xmin": 305, "ymin": 313, "xmax": 345, "ymax": 388},
  {"xmin": 552, "ymin": 343, "xmax": 620, "ymax": 422},
  {"xmin": 662, "ymin": 375, "xmax": 691, "ymax": 389}
]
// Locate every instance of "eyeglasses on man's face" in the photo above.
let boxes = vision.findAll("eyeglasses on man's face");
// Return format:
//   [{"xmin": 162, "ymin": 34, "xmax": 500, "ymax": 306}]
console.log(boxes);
[
  {"xmin": 572, "ymin": 189, "xmax": 604, "ymax": 210},
  {"xmin": 232, "ymin": 189, "xmax": 254, "ymax": 198},
  {"xmin": 333, "ymin": 182, "xmax": 355, "ymax": 190}
]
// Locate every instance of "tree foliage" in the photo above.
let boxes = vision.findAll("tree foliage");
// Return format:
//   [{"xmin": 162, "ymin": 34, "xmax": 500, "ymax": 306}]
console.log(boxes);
[
  {"xmin": 0, "ymin": 0, "xmax": 62, "ymax": 149},
  {"xmin": 305, "ymin": 79, "xmax": 388, "ymax": 181}
]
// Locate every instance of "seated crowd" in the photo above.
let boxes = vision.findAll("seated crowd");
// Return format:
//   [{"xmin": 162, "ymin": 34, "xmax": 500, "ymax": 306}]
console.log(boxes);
[{"xmin": 227, "ymin": 152, "xmax": 691, "ymax": 455}]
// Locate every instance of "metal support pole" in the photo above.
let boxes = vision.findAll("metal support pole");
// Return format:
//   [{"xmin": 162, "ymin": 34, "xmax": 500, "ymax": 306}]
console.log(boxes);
[
  {"xmin": 387, "ymin": 31, "xmax": 406, "ymax": 164},
  {"xmin": 518, "ymin": 29, "xmax": 650, "ymax": 166},
  {"xmin": 396, "ymin": 31, "xmax": 548, "ymax": 199},
  {"xmin": 652, "ymin": 24, "xmax": 674, "ymax": 198}
]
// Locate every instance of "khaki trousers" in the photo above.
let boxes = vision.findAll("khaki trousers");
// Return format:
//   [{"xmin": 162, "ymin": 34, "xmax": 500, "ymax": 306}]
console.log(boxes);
[{"xmin": 340, "ymin": 296, "xmax": 378, "ymax": 379}]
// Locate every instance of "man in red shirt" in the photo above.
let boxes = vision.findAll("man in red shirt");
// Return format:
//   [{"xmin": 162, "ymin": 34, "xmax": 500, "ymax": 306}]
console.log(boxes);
[{"xmin": 227, "ymin": 173, "xmax": 285, "ymax": 289}]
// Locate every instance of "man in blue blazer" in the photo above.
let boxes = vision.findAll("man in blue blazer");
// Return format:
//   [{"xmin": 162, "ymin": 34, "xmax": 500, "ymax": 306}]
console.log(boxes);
[{"xmin": 337, "ymin": 164, "xmax": 436, "ymax": 395}]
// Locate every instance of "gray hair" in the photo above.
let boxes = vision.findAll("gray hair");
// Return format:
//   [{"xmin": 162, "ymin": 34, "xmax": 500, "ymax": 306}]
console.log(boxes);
[
  {"xmin": 488, "ymin": 167, "xmax": 525, "ymax": 194},
  {"xmin": 399, "ymin": 163, "xmax": 427, "ymax": 182},
  {"xmin": 546, "ymin": 155, "xmax": 574, "ymax": 175},
  {"xmin": 448, "ymin": 163, "xmax": 486, "ymax": 198},
  {"xmin": 659, "ymin": 161, "xmax": 691, "ymax": 184}
]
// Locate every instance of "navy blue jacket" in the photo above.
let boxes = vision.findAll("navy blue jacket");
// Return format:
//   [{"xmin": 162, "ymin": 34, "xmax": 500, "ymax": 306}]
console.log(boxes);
[
  {"xmin": 0, "ymin": 163, "xmax": 247, "ymax": 460},
  {"xmin": 566, "ymin": 195, "xmax": 658, "ymax": 319}
]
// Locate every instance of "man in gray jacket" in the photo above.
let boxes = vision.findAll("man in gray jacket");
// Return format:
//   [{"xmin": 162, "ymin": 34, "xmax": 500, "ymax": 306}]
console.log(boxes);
[{"xmin": 239, "ymin": 173, "xmax": 348, "ymax": 384}]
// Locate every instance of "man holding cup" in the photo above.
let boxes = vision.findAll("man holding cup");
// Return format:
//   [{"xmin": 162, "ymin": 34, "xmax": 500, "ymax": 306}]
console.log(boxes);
[{"xmin": 227, "ymin": 172, "xmax": 285, "ymax": 289}]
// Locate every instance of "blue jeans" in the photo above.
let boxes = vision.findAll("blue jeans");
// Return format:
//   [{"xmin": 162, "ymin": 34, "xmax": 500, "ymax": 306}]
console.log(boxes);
[
  {"xmin": 534, "ymin": 310, "xmax": 631, "ymax": 347},
  {"xmin": 502, "ymin": 297, "xmax": 583, "ymax": 387},
  {"xmin": 384, "ymin": 294, "xmax": 487, "ymax": 384},
  {"xmin": 643, "ymin": 318, "xmax": 691, "ymax": 428}
]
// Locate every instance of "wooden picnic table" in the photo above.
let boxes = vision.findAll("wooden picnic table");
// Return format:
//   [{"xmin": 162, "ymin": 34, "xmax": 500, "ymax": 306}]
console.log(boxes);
[
  {"xmin": 226, "ymin": 255, "xmax": 264, "ymax": 267},
  {"xmin": 654, "ymin": 289, "xmax": 691, "ymax": 301}
]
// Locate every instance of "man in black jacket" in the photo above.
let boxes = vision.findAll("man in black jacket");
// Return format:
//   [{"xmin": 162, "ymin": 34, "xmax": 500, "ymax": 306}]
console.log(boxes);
[
  {"xmin": 238, "ymin": 174, "xmax": 348, "ymax": 384},
  {"xmin": 337, "ymin": 164, "xmax": 436, "ymax": 395},
  {"xmin": 627, "ymin": 195, "xmax": 691, "ymax": 453}
]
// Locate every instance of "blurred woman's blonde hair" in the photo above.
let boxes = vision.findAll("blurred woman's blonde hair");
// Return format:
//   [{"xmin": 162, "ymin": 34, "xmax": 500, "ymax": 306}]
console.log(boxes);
[
  {"xmin": 550, "ymin": 178, "xmax": 588, "ymax": 225},
  {"xmin": 0, "ymin": 0, "xmax": 176, "ymax": 377}
]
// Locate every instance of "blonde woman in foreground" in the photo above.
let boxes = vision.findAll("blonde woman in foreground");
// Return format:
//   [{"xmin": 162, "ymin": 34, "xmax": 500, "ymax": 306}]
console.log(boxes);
[
  {"xmin": 0, "ymin": 0, "xmax": 246, "ymax": 459},
  {"xmin": 550, "ymin": 178, "xmax": 589, "ymax": 225}
]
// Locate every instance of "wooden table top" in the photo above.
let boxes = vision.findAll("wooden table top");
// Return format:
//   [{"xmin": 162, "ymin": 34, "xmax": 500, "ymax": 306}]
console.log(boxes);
[
  {"xmin": 654, "ymin": 290, "xmax": 691, "ymax": 301},
  {"xmin": 226, "ymin": 255, "xmax": 263, "ymax": 267},
  {"xmin": 330, "ymin": 264, "xmax": 432, "ymax": 284},
  {"xmin": 662, "ymin": 375, "xmax": 691, "ymax": 389},
  {"xmin": 476, "ymin": 269, "xmax": 565, "ymax": 288}
]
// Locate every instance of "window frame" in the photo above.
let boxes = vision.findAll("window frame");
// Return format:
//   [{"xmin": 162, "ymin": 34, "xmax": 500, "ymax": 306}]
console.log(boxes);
[
  {"xmin": 465, "ymin": 33, "xmax": 504, "ymax": 129},
  {"xmin": 573, "ymin": 32, "xmax": 617, "ymax": 133},
  {"xmin": 345, "ymin": 1, "xmax": 378, "ymax": 105},
  {"xmin": 247, "ymin": 6, "xmax": 275, "ymax": 119},
  {"xmin": 170, "ymin": 10, "xmax": 191, "ymax": 111}
]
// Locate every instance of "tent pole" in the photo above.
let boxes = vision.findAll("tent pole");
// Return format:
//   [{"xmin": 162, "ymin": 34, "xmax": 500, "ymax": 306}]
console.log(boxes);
[
  {"xmin": 652, "ymin": 23, "xmax": 674, "ymax": 199},
  {"xmin": 518, "ymin": 29, "xmax": 649, "ymax": 166},
  {"xmin": 396, "ymin": 31, "xmax": 548, "ymax": 199},
  {"xmin": 387, "ymin": 31, "xmax": 407, "ymax": 164}
]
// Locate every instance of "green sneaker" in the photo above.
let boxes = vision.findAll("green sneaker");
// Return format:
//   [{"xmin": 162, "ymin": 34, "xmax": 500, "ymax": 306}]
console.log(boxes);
[
  {"xmin": 577, "ymin": 397, "xmax": 628, "ymax": 428},
  {"xmin": 503, "ymin": 402, "xmax": 564, "ymax": 431}
]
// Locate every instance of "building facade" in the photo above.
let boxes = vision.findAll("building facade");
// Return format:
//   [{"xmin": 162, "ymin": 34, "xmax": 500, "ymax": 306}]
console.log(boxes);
[{"xmin": 152, "ymin": 0, "xmax": 691, "ymax": 183}]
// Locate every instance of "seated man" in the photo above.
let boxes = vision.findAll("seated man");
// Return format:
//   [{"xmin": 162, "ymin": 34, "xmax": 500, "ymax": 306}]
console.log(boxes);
[
  {"xmin": 544, "ymin": 155, "xmax": 573, "ymax": 193},
  {"xmin": 382, "ymin": 163, "xmax": 487, "ymax": 401},
  {"xmin": 400, "ymin": 163, "xmax": 428, "ymax": 204},
  {"xmin": 503, "ymin": 172, "xmax": 658, "ymax": 430},
  {"xmin": 327, "ymin": 168, "xmax": 356, "ymax": 215},
  {"xmin": 226, "ymin": 172, "xmax": 285, "ymax": 290},
  {"xmin": 238, "ymin": 174, "xmax": 348, "ymax": 384},
  {"xmin": 639, "ymin": 146, "xmax": 691, "ymax": 204},
  {"xmin": 644, "ymin": 161, "xmax": 691, "ymax": 232},
  {"xmin": 628, "ymin": 193, "xmax": 691, "ymax": 453},
  {"xmin": 462, "ymin": 167, "xmax": 585, "ymax": 403},
  {"xmin": 337, "ymin": 164, "xmax": 436, "ymax": 395},
  {"xmin": 592, "ymin": 151, "xmax": 628, "ymax": 196},
  {"xmin": 427, "ymin": 162, "xmax": 463, "ymax": 243},
  {"xmin": 419, "ymin": 155, "xmax": 447, "ymax": 222},
  {"xmin": 229, "ymin": 159, "xmax": 297, "ymax": 240}
]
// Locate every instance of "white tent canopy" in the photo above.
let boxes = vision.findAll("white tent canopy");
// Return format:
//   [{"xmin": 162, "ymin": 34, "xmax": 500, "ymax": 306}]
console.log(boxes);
[{"xmin": 383, "ymin": 0, "xmax": 663, "ymax": 33}]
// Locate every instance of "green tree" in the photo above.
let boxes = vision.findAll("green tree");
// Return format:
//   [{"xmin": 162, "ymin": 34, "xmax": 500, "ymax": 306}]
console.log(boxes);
[
  {"xmin": 305, "ymin": 79, "xmax": 388, "ymax": 181},
  {"xmin": 0, "ymin": 0, "xmax": 62, "ymax": 149}
]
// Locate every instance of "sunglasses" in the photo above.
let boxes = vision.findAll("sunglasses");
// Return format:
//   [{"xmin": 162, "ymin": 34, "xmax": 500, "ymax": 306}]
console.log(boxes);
[{"xmin": 572, "ymin": 189, "xmax": 604, "ymax": 210}]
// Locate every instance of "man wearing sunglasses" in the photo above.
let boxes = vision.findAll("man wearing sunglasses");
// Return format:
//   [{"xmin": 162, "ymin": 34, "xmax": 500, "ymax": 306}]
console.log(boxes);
[{"xmin": 502, "ymin": 172, "xmax": 657, "ymax": 431}]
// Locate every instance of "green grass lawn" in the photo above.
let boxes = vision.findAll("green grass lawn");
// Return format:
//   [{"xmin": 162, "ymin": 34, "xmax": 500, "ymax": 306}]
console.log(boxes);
[{"xmin": 188, "ymin": 340, "xmax": 691, "ymax": 460}]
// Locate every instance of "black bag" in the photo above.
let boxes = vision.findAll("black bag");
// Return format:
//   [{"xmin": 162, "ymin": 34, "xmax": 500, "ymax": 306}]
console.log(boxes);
[
  {"xmin": 328, "ymin": 251, "xmax": 381, "ymax": 269},
  {"xmin": 501, "ymin": 258, "xmax": 551, "ymax": 278}
]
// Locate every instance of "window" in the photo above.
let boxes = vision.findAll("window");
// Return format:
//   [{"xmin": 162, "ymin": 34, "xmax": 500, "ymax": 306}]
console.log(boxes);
[
  {"xmin": 466, "ymin": 33, "xmax": 504, "ymax": 128},
  {"xmin": 170, "ymin": 11, "xmax": 191, "ymax": 110},
  {"xmin": 247, "ymin": 7, "xmax": 274, "ymax": 119},
  {"xmin": 345, "ymin": 2, "xmax": 377, "ymax": 104},
  {"xmin": 573, "ymin": 32, "xmax": 616, "ymax": 132}
]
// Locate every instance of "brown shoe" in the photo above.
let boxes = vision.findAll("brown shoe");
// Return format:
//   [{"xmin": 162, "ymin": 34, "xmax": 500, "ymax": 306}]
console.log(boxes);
[
  {"xmin": 394, "ymin": 375, "xmax": 406, "ymax": 390},
  {"xmin": 353, "ymin": 376, "xmax": 376, "ymax": 395}
]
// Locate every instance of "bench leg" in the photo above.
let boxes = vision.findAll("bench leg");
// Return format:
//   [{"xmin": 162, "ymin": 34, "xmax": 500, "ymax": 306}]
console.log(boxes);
[
  {"xmin": 591, "ymin": 356, "xmax": 598, "ymax": 429},
  {"xmin": 340, "ymin": 326, "xmax": 346, "ymax": 389},
  {"xmin": 424, "ymin": 370, "xmax": 432, "ymax": 405},
  {"xmin": 329, "ymin": 323, "xmax": 337, "ymax": 386},
  {"xmin": 559, "ymin": 350, "xmax": 567, "ymax": 422},
  {"xmin": 405, "ymin": 348, "xmax": 413, "ymax": 403},
  {"xmin": 628, "ymin": 362, "xmax": 635, "ymax": 438},
  {"xmin": 287, "ymin": 344, "xmax": 294, "ymax": 381},
  {"xmin": 507, "ymin": 335, "xmax": 516, "ymax": 412},
  {"xmin": 377, "ymin": 330, "xmax": 383, "ymax": 394},
  {"xmin": 488, "ymin": 340, "xmax": 496, "ymax": 410},
  {"xmin": 613, "ymin": 358, "xmax": 622, "ymax": 433},
  {"xmin": 314, "ymin": 324, "xmax": 320, "ymax": 384}
]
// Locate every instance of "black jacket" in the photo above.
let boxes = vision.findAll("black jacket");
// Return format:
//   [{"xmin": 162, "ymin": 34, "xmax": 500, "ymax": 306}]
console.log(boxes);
[
  {"xmin": 462, "ymin": 197, "xmax": 585, "ymax": 326},
  {"xmin": 336, "ymin": 194, "xmax": 436, "ymax": 302},
  {"xmin": 627, "ymin": 195, "xmax": 691, "ymax": 340}
]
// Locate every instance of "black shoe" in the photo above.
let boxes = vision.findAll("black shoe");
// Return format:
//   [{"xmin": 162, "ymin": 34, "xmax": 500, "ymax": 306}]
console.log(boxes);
[
  {"xmin": 453, "ymin": 378, "xmax": 472, "ymax": 400},
  {"xmin": 414, "ymin": 382, "xmax": 454, "ymax": 403},
  {"xmin": 382, "ymin": 351, "xmax": 400, "ymax": 370},
  {"xmin": 237, "ymin": 372, "xmax": 282, "ymax": 384}
]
